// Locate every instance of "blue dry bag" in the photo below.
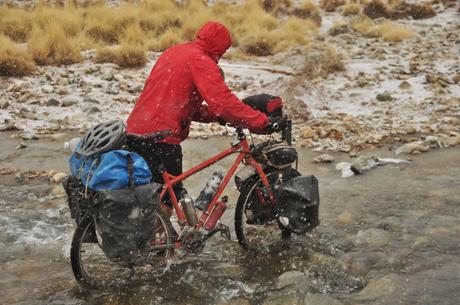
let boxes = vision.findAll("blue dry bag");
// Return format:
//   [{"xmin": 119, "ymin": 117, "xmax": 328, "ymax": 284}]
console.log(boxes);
[{"xmin": 69, "ymin": 147, "xmax": 152, "ymax": 191}]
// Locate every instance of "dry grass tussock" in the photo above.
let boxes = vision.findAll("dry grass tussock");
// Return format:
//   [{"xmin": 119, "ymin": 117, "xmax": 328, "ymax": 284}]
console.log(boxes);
[
  {"xmin": 303, "ymin": 43, "xmax": 345, "ymax": 79},
  {"xmin": 94, "ymin": 45, "xmax": 147, "ymax": 68},
  {"xmin": 363, "ymin": 0, "xmax": 436, "ymax": 20},
  {"xmin": 321, "ymin": 0, "xmax": 346, "ymax": 12},
  {"xmin": 0, "ymin": 35, "xmax": 36, "ymax": 76},
  {"xmin": 350, "ymin": 16, "xmax": 414, "ymax": 42},
  {"xmin": 28, "ymin": 23, "xmax": 83, "ymax": 65},
  {"xmin": 341, "ymin": 2, "xmax": 361, "ymax": 16},
  {"xmin": 0, "ymin": 0, "xmax": 321, "ymax": 70}
]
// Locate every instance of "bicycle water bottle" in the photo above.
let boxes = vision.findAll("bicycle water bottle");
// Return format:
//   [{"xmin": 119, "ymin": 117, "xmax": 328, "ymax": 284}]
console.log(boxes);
[
  {"xmin": 204, "ymin": 197, "xmax": 227, "ymax": 231},
  {"xmin": 181, "ymin": 193, "xmax": 198, "ymax": 226},
  {"xmin": 194, "ymin": 171, "xmax": 224, "ymax": 211}
]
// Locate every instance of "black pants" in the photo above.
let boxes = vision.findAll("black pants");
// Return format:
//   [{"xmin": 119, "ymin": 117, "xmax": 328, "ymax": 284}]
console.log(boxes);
[{"xmin": 127, "ymin": 138, "xmax": 184, "ymax": 206}]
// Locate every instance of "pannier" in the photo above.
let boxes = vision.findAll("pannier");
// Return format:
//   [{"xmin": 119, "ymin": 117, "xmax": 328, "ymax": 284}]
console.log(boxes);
[
  {"xmin": 243, "ymin": 94, "xmax": 283, "ymax": 119},
  {"xmin": 94, "ymin": 182, "xmax": 162, "ymax": 264},
  {"xmin": 274, "ymin": 175, "xmax": 320, "ymax": 234}
]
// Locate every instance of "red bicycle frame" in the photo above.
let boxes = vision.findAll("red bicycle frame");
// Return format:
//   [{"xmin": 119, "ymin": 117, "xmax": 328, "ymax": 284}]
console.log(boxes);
[{"xmin": 159, "ymin": 136, "xmax": 272, "ymax": 232}]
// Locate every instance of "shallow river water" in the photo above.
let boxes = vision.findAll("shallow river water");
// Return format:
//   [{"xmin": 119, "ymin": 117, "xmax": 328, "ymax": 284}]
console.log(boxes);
[{"xmin": 1, "ymin": 133, "xmax": 459, "ymax": 305}]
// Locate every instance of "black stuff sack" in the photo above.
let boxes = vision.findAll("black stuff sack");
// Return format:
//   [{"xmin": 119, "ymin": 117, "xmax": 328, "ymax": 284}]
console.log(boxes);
[
  {"xmin": 93, "ymin": 182, "xmax": 162, "ymax": 265},
  {"xmin": 274, "ymin": 175, "xmax": 320, "ymax": 234}
]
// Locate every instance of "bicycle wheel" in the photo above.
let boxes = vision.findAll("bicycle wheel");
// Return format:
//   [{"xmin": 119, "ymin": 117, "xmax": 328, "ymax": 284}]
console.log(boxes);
[
  {"xmin": 70, "ymin": 206, "xmax": 174, "ymax": 289},
  {"xmin": 234, "ymin": 168, "xmax": 300, "ymax": 251}
]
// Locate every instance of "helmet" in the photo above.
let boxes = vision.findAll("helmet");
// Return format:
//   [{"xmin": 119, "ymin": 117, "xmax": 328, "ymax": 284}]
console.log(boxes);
[{"xmin": 76, "ymin": 120, "xmax": 126, "ymax": 157}]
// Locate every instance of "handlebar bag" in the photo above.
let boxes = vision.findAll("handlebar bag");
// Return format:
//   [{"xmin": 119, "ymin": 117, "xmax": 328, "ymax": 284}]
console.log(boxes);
[
  {"xmin": 93, "ymin": 182, "xmax": 162, "ymax": 264},
  {"xmin": 274, "ymin": 175, "xmax": 320, "ymax": 234},
  {"xmin": 69, "ymin": 149, "xmax": 152, "ymax": 191},
  {"xmin": 242, "ymin": 94, "xmax": 283, "ymax": 118}
]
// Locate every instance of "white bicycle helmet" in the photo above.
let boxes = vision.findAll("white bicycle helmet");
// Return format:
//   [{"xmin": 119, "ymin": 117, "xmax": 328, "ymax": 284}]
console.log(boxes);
[{"xmin": 76, "ymin": 120, "xmax": 126, "ymax": 157}]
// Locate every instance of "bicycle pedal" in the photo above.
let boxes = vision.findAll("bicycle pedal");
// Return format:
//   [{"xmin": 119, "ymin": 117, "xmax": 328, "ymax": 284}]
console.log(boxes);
[{"xmin": 217, "ymin": 223, "xmax": 231, "ymax": 240}]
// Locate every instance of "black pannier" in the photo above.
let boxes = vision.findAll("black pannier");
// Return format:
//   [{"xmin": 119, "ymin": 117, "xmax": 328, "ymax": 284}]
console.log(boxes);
[
  {"xmin": 93, "ymin": 182, "xmax": 162, "ymax": 265},
  {"xmin": 274, "ymin": 175, "xmax": 320, "ymax": 234},
  {"xmin": 63, "ymin": 176, "xmax": 91, "ymax": 224},
  {"xmin": 243, "ymin": 94, "xmax": 283, "ymax": 119}
]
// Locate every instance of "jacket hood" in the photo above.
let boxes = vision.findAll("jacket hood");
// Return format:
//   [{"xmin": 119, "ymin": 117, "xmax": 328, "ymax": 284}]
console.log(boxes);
[{"xmin": 195, "ymin": 22, "xmax": 232, "ymax": 61}]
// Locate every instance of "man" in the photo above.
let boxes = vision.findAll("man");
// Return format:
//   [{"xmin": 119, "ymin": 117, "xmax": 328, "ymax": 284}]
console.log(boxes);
[{"xmin": 126, "ymin": 21, "xmax": 270, "ymax": 203}]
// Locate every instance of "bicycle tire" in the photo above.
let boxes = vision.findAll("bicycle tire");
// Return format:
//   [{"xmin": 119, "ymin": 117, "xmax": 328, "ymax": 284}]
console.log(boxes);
[
  {"xmin": 70, "ymin": 206, "xmax": 174, "ymax": 289},
  {"xmin": 234, "ymin": 167, "xmax": 301, "ymax": 250}
]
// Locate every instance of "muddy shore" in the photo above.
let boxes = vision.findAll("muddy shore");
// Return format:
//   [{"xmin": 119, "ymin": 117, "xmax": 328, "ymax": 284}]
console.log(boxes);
[{"xmin": 0, "ymin": 132, "xmax": 459, "ymax": 305}]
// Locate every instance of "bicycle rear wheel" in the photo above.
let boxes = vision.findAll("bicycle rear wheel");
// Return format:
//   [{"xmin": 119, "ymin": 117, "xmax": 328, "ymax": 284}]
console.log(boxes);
[{"xmin": 70, "ymin": 206, "xmax": 174, "ymax": 289}]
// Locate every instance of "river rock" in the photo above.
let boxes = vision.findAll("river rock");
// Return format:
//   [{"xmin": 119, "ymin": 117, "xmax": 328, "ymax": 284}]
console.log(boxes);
[
  {"xmin": 16, "ymin": 142, "xmax": 27, "ymax": 150},
  {"xmin": 102, "ymin": 69, "xmax": 114, "ymax": 81},
  {"xmin": 46, "ymin": 98, "xmax": 60, "ymax": 107},
  {"xmin": 304, "ymin": 293, "xmax": 343, "ymax": 305},
  {"xmin": 21, "ymin": 131, "xmax": 39, "ymax": 140},
  {"xmin": 314, "ymin": 154, "xmax": 335, "ymax": 163},
  {"xmin": 376, "ymin": 91, "xmax": 393, "ymax": 101},
  {"xmin": 277, "ymin": 271, "xmax": 307, "ymax": 289},
  {"xmin": 399, "ymin": 81, "xmax": 411, "ymax": 90},
  {"xmin": 51, "ymin": 172, "xmax": 67, "ymax": 184},
  {"xmin": 395, "ymin": 142, "xmax": 429, "ymax": 155},
  {"xmin": 83, "ymin": 97, "xmax": 100, "ymax": 104},
  {"xmin": 349, "ymin": 274, "xmax": 400, "ymax": 302},
  {"xmin": 83, "ymin": 106, "xmax": 101, "ymax": 114},
  {"xmin": 301, "ymin": 127, "xmax": 316, "ymax": 139},
  {"xmin": 61, "ymin": 96, "xmax": 80, "ymax": 107},
  {"xmin": 355, "ymin": 228, "xmax": 391, "ymax": 247},
  {"xmin": 51, "ymin": 185, "xmax": 66, "ymax": 196},
  {"xmin": 0, "ymin": 98, "xmax": 10, "ymax": 109},
  {"xmin": 337, "ymin": 211, "xmax": 353, "ymax": 225},
  {"xmin": 41, "ymin": 85, "xmax": 54, "ymax": 94}
]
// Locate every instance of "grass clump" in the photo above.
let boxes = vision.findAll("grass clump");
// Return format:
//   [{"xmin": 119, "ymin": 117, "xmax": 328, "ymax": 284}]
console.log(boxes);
[
  {"xmin": 321, "ymin": 0, "xmax": 346, "ymax": 12},
  {"xmin": 28, "ymin": 23, "xmax": 83, "ymax": 65},
  {"xmin": 341, "ymin": 2, "xmax": 361, "ymax": 16},
  {"xmin": 0, "ymin": 35, "xmax": 36, "ymax": 76},
  {"xmin": 115, "ymin": 44, "xmax": 147, "ymax": 68},
  {"xmin": 363, "ymin": 0, "xmax": 390, "ymax": 19},
  {"xmin": 260, "ymin": 0, "xmax": 293, "ymax": 15},
  {"xmin": 303, "ymin": 43, "xmax": 345, "ymax": 79},
  {"xmin": 94, "ymin": 45, "xmax": 147, "ymax": 68},
  {"xmin": 291, "ymin": 1, "xmax": 322, "ymax": 26},
  {"xmin": 370, "ymin": 21, "xmax": 414, "ymax": 42},
  {"xmin": 0, "ymin": 7, "xmax": 32, "ymax": 42},
  {"xmin": 147, "ymin": 28, "xmax": 183, "ymax": 52},
  {"xmin": 350, "ymin": 16, "xmax": 414, "ymax": 42}
]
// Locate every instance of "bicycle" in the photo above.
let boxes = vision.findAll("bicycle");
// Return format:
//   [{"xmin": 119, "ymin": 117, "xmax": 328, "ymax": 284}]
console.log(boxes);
[{"xmin": 69, "ymin": 117, "xmax": 319, "ymax": 288}]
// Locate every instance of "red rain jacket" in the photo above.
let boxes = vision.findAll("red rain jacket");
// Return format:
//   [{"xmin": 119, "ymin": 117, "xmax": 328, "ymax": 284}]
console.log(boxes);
[{"xmin": 126, "ymin": 22, "xmax": 269, "ymax": 144}]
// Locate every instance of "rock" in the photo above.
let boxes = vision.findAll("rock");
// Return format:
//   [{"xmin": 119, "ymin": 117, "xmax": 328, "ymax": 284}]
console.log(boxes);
[
  {"xmin": 0, "ymin": 98, "xmax": 10, "ymax": 109},
  {"xmin": 49, "ymin": 133, "xmax": 67, "ymax": 141},
  {"xmin": 83, "ymin": 97, "xmax": 100, "ymax": 104},
  {"xmin": 337, "ymin": 211, "xmax": 353, "ymax": 225},
  {"xmin": 399, "ymin": 81, "xmax": 411, "ymax": 90},
  {"xmin": 51, "ymin": 185, "xmax": 66, "ymax": 196},
  {"xmin": 376, "ymin": 91, "xmax": 393, "ymax": 102},
  {"xmin": 61, "ymin": 96, "xmax": 80, "ymax": 107},
  {"xmin": 304, "ymin": 293, "xmax": 343, "ymax": 305},
  {"xmin": 51, "ymin": 172, "xmax": 67, "ymax": 184},
  {"xmin": 395, "ymin": 142, "xmax": 429, "ymax": 155},
  {"xmin": 21, "ymin": 131, "xmax": 39, "ymax": 140},
  {"xmin": 41, "ymin": 85, "xmax": 54, "ymax": 93},
  {"xmin": 46, "ymin": 98, "xmax": 60, "ymax": 107},
  {"xmin": 351, "ymin": 155, "xmax": 379, "ymax": 174},
  {"xmin": 355, "ymin": 228, "xmax": 391, "ymax": 247},
  {"xmin": 277, "ymin": 271, "xmax": 307, "ymax": 289},
  {"xmin": 16, "ymin": 142, "xmax": 27, "ymax": 150},
  {"xmin": 83, "ymin": 106, "xmax": 101, "ymax": 114},
  {"xmin": 47, "ymin": 169, "xmax": 58, "ymax": 178},
  {"xmin": 349, "ymin": 274, "xmax": 399, "ymax": 302},
  {"xmin": 106, "ymin": 86, "xmax": 119, "ymax": 95},
  {"xmin": 102, "ymin": 69, "xmax": 114, "ymax": 81},
  {"xmin": 314, "ymin": 154, "xmax": 335, "ymax": 163},
  {"xmin": 301, "ymin": 127, "xmax": 316, "ymax": 139}
]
